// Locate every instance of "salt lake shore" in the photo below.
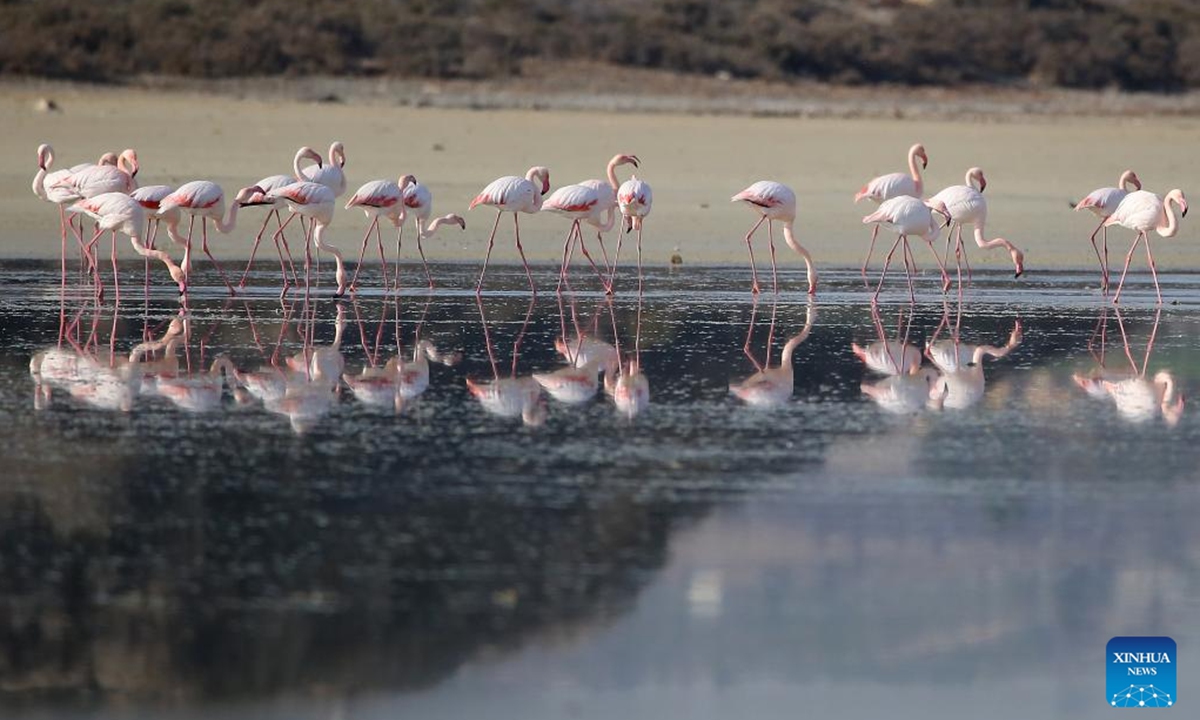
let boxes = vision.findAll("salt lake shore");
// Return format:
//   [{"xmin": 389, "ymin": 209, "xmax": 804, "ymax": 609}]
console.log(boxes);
[{"xmin": 3, "ymin": 77, "xmax": 1198, "ymax": 269}]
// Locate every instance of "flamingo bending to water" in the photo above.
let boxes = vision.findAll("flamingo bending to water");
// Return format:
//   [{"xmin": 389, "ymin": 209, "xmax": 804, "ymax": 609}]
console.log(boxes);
[
  {"xmin": 861, "ymin": 196, "xmax": 952, "ymax": 303},
  {"xmin": 855, "ymin": 143, "xmax": 928, "ymax": 274},
  {"xmin": 929, "ymin": 167, "xmax": 1025, "ymax": 285},
  {"xmin": 266, "ymin": 181, "xmax": 347, "ymax": 297},
  {"xmin": 730, "ymin": 181, "xmax": 818, "ymax": 295},
  {"xmin": 67, "ymin": 193, "xmax": 186, "ymax": 300},
  {"xmin": 158, "ymin": 181, "xmax": 257, "ymax": 295}
]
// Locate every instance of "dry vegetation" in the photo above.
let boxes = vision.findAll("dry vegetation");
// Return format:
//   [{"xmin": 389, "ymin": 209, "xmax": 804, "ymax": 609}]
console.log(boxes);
[{"xmin": 1, "ymin": 0, "xmax": 1198, "ymax": 91}]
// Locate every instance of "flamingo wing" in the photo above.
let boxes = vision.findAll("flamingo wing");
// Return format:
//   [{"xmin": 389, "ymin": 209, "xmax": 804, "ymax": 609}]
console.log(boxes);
[
  {"xmin": 1075, "ymin": 187, "xmax": 1126, "ymax": 217},
  {"xmin": 345, "ymin": 179, "xmax": 400, "ymax": 210},
  {"xmin": 1105, "ymin": 190, "xmax": 1162, "ymax": 231},
  {"xmin": 856, "ymin": 172, "xmax": 916, "ymax": 203},
  {"xmin": 732, "ymin": 180, "xmax": 794, "ymax": 209},
  {"xmin": 542, "ymin": 184, "xmax": 601, "ymax": 215}
]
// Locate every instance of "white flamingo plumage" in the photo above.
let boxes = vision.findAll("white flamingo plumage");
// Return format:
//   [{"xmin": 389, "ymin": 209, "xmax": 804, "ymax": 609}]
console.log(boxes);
[
  {"xmin": 267, "ymin": 181, "xmax": 347, "ymax": 297},
  {"xmin": 861, "ymin": 196, "xmax": 952, "ymax": 303},
  {"xmin": 543, "ymin": 182, "xmax": 617, "ymax": 294},
  {"xmin": 239, "ymin": 173, "xmax": 303, "ymax": 290},
  {"xmin": 344, "ymin": 175, "xmax": 414, "ymax": 292},
  {"xmin": 1075, "ymin": 170, "xmax": 1142, "ymax": 293},
  {"xmin": 930, "ymin": 167, "xmax": 1025, "ymax": 285},
  {"xmin": 1105, "ymin": 189, "xmax": 1188, "ymax": 304},
  {"xmin": 856, "ymin": 143, "xmax": 928, "ymax": 275},
  {"xmin": 295, "ymin": 142, "xmax": 347, "ymax": 197},
  {"xmin": 616, "ymin": 174, "xmax": 653, "ymax": 291},
  {"xmin": 158, "ymin": 180, "xmax": 256, "ymax": 295},
  {"xmin": 394, "ymin": 178, "xmax": 467, "ymax": 289},
  {"xmin": 469, "ymin": 166, "xmax": 550, "ymax": 294},
  {"xmin": 730, "ymin": 181, "xmax": 818, "ymax": 295},
  {"xmin": 67, "ymin": 192, "xmax": 186, "ymax": 300}
]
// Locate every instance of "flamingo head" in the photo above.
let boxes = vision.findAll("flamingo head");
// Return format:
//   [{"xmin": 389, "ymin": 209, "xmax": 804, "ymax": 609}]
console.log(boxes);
[
  {"xmin": 235, "ymin": 185, "xmax": 266, "ymax": 206},
  {"xmin": 119, "ymin": 148, "xmax": 139, "ymax": 177},
  {"xmin": 526, "ymin": 166, "xmax": 551, "ymax": 195},
  {"xmin": 398, "ymin": 173, "xmax": 417, "ymax": 192},
  {"xmin": 612, "ymin": 153, "xmax": 640, "ymax": 170},
  {"xmin": 968, "ymin": 167, "xmax": 986, "ymax": 193},
  {"xmin": 298, "ymin": 146, "xmax": 322, "ymax": 169},
  {"xmin": 913, "ymin": 143, "xmax": 928, "ymax": 170},
  {"xmin": 1121, "ymin": 169, "xmax": 1143, "ymax": 191},
  {"xmin": 1171, "ymin": 189, "xmax": 1189, "ymax": 218},
  {"xmin": 98, "ymin": 151, "xmax": 118, "ymax": 167},
  {"xmin": 851, "ymin": 342, "xmax": 868, "ymax": 363},
  {"xmin": 330, "ymin": 141, "xmax": 346, "ymax": 167},
  {"xmin": 36, "ymin": 143, "xmax": 53, "ymax": 171},
  {"xmin": 448, "ymin": 213, "xmax": 466, "ymax": 230},
  {"xmin": 926, "ymin": 199, "xmax": 952, "ymax": 227},
  {"xmin": 1011, "ymin": 246, "xmax": 1025, "ymax": 278}
]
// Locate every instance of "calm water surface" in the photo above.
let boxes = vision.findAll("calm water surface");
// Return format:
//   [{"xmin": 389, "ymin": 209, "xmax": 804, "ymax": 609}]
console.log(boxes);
[{"xmin": 2, "ymin": 262, "xmax": 1199, "ymax": 720}]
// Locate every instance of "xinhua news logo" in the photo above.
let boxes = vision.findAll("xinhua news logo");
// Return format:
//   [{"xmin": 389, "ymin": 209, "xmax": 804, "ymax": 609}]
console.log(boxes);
[{"xmin": 1108, "ymin": 637, "xmax": 1176, "ymax": 708}]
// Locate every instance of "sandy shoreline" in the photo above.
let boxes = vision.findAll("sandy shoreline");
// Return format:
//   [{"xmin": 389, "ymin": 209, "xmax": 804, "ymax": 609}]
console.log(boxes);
[{"xmin": 3, "ymin": 80, "xmax": 1198, "ymax": 271}]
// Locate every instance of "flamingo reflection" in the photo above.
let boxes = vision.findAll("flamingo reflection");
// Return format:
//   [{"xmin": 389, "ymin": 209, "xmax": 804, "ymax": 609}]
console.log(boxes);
[
  {"xmin": 855, "ymin": 305, "xmax": 940, "ymax": 414},
  {"xmin": 730, "ymin": 297, "xmax": 816, "ymax": 407},
  {"xmin": 925, "ymin": 302, "xmax": 1022, "ymax": 410},
  {"xmin": 1073, "ymin": 307, "xmax": 1184, "ymax": 425},
  {"xmin": 466, "ymin": 295, "xmax": 546, "ymax": 426},
  {"xmin": 604, "ymin": 291, "xmax": 650, "ymax": 418}
]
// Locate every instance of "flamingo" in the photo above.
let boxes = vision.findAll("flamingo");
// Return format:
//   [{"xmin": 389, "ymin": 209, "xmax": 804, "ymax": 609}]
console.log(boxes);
[
  {"xmin": 238, "ymin": 173, "xmax": 303, "ymax": 290},
  {"xmin": 855, "ymin": 143, "xmax": 928, "ymax": 274},
  {"xmin": 296, "ymin": 142, "xmax": 347, "ymax": 196},
  {"xmin": 852, "ymin": 304, "xmax": 923, "ymax": 376},
  {"xmin": 465, "ymin": 296, "xmax": 546, "ymax": 426},
  {"xmin": 1075, "ymin": 307, "xmax": 1184, "ymax": 425},
  {"xmin": 66, "ymin": 193, "xmax": 186, "ymax": 301},
  {"xmin": 158, "ymin": 181, "xmax": 257, "ymax": 295},
  {"xmin": 730, "ymin": 181, "xmax": 818, "ymax": 295},
  {"xmin": 616, "ymin": 174, "xmax": 653, "ymax": 292},
  {"xmin": 1075, "ymin": 170, "xmax": 1142, "ymax": 293},
  {"xmin": 929, "ymin": 167, "xmax": 1025, "ymax": 286},
  {"xmin": 266, "ymin": 181, "xmax": 347, "ymax": 297},
  {"xmin": 1106, "ymin": 189, "xmax": 1188, "ymax": 304},
  {"xmin": 543, "ymin": 183, "xmax": 618, "ymax": 294},
  {"xmin": 51, "ymin": 148, "xmax": 139, "ymax": 198},
  {"xmin": 394, "ymin": 177, "xmax": 466, "ymax": 289},
  {"xmin": 31, "ymin": 143, "xmax": 105, "ymax": 287},
  {"xmin": 344, "ymin": 174, "xmax": 415, "ymax": 291},
  {"xmin": 469, "ymin": 165, "xmax": 551, "ymax": 294},
  {"xmin": 926, "ymin": 318, "xmax": 1023, "ymax": 410},
  {"xmin": 577, "ymin": 154, "xmax": 639, "ymax": 278},
  {"xmin": 861, "ymin": 196, "xmax": 952, "ymax": 303}
]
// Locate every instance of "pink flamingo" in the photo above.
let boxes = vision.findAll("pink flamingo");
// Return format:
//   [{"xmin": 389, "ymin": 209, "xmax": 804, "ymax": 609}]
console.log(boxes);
[
  {"xmin": 1106, "ymin": 189, "xmax": 1188, "ymax": 304},
  {"xmin": 266, "ymin": 181, "xmax": 347, "ymax": 297},
  {"xmin": 344, "ymin": 174, "xmax": 415, "ymax": 291},
  {"xmin": 66, "ymin": 193, "xmax": 186, "ymax": 301},
  {"xmin": 238, "ymin": 173, "xmax": 303, "ymax": 289},
  {"xmin": 469, "ymin": 166, "xmax": 551, "ymax": 294},
  {"xmin": 729, "ymin": 302, "xmax": 816, "ymax": 407},
  {"xmin": 615, "ymin": 174, "xmax": 653, "ymax": 291},
  {"xmin": 929, "ymin": 167, "xmax": 1025, "ymax": 286},
  {"xmin": 158, "ymin": 181, "xmax": 256, "ymax": 295},
  {"xmin": 52, "ymin": 148, "xmax": 139, "ymax": 198},
  {"xmin": 1074, "ymin": 169, "xmax": 1142, "ymax": 293},
  {"xmin": 730, "ymin": 181, "xmax": 818, "ymax": 295},
  {"xmin": 296, "ymin": 142, "xmax": 347, "ymax": 197},
  {"xmin": 543, "ymin": 183, "xmax": 618, "ymax": 294},
  {"xmin": 394, "ymin": 177, "xmax": 466, "ymax": 289},
  {"xmin": 130, "ymin": 185, "xmax": 177, "ymax": 296},
  {"xmin": 578, "ymin": 154, "xmax": 640, "ymax": 274},
  {"xmin": 861, "ymin": 196, "xmax": 952, "ymax": 303},
  {"xmin": 31, "ymin": 143, "xmax": 107, "ymax": 287},
  {"xmin": 855, "ymin": 143, "xmax": 928, "ymax": 274}
]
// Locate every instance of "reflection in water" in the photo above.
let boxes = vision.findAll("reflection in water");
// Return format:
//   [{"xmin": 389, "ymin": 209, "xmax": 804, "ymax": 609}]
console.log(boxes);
[
  {"xmin": 6, "ymin": 265, "xmax": 1200, "ymax": 719},
  {"xmin": 604, "ymin": 291, "xmax": 650, "ymax": 418},
  {"xmin": 465, "ymin": 294, "xmax": 546, "ymax": 425},
  {"xmin": 729, "ymin": 297, "xmax": 816, "ymax": 407},
  {"xmin": 1074, "ymin": 307, "xmax": 1185, "ymax": 425},
  {"xmin": 533, "ymin": 295, "xmax": 605, "ymax": 405},
  {"xmin": 925, "ymin": 302, "xmax": 1023, "ymax": 410}
]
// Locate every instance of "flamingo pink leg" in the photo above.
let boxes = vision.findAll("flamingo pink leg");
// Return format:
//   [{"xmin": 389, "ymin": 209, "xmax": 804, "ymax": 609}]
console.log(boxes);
[
  {"xmin": 557, "ymin": 222, "xmax": 578, "ymax": 294},
  {"xmin": 744, "ymin": 216, "xmax": 767, "ymax": 295},
  {"xmin": 902, "ymin": 237, "xmax": 918, "ymax": 304},
  {"xmin": 476, "ymin": 212, "xmax": 503, "ymax": 295},
  {"xmin": 608, "ymin": 226, "xmax": 625, "ymax": 292},
  {"xmin": 110, "ymin": 230, "xmax": 121, "ymax": 305},
  {"xmin": 1088, "ymin": 219, "xmax": 1110, "ymax": 293},
  {"xmin": 513, "ymin": 213, "xmax": 537, "ymax": 295},
  {"xmin": 862, "ymin": 224, "xmax": 880, "ymax": 282},
  {"xmin": 200, "ymin": 220, "xmax": 236, "ymax": 295},
  {"xmin": 873, "ymin": 234, "xmax": 904, "ymax": 304},
  {"xmin": 636, "ymin": 224, "xmax": 644, "ymax": 295},
  {"xmin": 416, "ymin": 219, "xmax": 434, "ymax": 290},
  {"xmin": 392, "ymin": 221, "xmax": 405, "ymax": 290},
  {"xmin": 349, "ymin": 216, "xmax": 380, "ymax": 291},
  {"xmin": 239, "ymin": 212, "xmax": 274, "ymax": 288},
  {"xmin": 1144, "ymin": 236, "xmax": 1163, "ymax": 304},
  {"xmin": 767, "ymin": 220, "xmax": 780, "ymax": 294},
  {"xmin": 1112, "ymin": 231, "xmax": 1144, "ymax": 305},
  {"xmin": 575, "ymin": 229, "xmax": 612, "ymax": 294},
  {"xmin": 377, "ymin": 220, "xmax": 393, "ymax": 291}
]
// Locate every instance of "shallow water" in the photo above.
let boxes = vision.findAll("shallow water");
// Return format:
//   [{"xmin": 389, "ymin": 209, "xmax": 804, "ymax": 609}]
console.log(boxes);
[{"xmin": 2, "ymin": 261, "xmax": 1199, "ymax": 719}]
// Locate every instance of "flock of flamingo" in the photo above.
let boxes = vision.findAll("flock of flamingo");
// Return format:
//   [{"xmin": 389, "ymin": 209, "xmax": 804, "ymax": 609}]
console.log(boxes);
[{"xmin": 30, "ymin": 140, "xmax": 1187, "ymax": 304}]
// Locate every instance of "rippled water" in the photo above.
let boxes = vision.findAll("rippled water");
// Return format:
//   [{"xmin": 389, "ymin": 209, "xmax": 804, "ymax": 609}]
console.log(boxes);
[{"xmin": 2, "ymin": 261, "xmax": 1199, "ymax": 719}]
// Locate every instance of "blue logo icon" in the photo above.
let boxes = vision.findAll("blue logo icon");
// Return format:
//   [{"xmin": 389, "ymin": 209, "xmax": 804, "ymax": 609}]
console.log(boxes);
[{"xmin": 1108, "ymin": 636, "xmax": 1176, "ymax": 708}]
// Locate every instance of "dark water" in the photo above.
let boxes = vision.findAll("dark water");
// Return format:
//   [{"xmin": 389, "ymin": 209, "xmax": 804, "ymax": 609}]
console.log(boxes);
[{"xmin": 2, "ymin": 262, "xmax": 1199, "ymax": 719}]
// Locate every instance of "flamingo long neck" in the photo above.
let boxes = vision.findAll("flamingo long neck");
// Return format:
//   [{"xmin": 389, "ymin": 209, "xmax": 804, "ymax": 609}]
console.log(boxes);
[
  {"xmin": 908, "ymin": 148, "xmax": 924, "ymax": 195},
  {"xmin": 1119, "ymin": 170, "xmax": 1138, "ymax": 191},
  {"xmin": 597, "ymin": 206, "xmax": 616, "ymax": 233},
  {"xmin": 214, "ymin": 201, "xmax": 241, "ymax": 234},
  {"xmin": 606, "ymin": 158, "xmax": 622, "ymax": 191},
  {"xmin": 312, "ymin": 221, "xmax": 346, "ymax": 292},
  {"xmin": 782, "ymin": 222, "xmax": 818, "ymax": 291},
  {"xmin": 1158, "ymin": 374, "xmax": 1179, "ymax": 404},
  {"xmin": 1158, "ymin": 193, "xmax": 1183, "ymax": 238},
  {"xmin": 32, "ymin": 166, "xmax": 48, "ymax": 200},
  {"xmin": 973, "ymin": 225, "xmax": 1015, "ymax": 253},
  {"xmin": 423, "ymin": 214, "xmax": 461, "ymax": 238},
  {"xmin": 129, "ymin": 234, "xmax": 183, "ymax": 280}
]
